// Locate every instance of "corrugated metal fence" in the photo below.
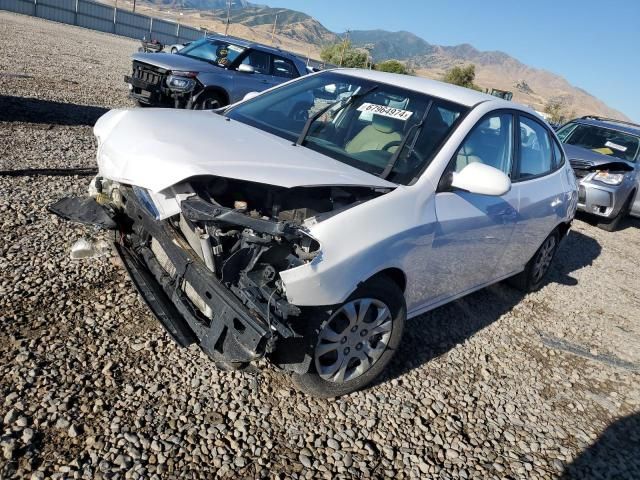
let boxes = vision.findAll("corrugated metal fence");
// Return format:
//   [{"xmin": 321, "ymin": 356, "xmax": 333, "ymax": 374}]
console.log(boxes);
[{"xmin": 0, "ymin": 0, "xmax": 207, "ymax": 45}]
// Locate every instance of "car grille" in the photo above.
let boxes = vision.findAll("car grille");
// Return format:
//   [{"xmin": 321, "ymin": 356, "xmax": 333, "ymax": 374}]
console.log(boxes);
[
  {"xmin": 150, "ymin": 238, "xmax": 213, "ymax": 320},
  {"xmin": 131, "ymin": 61, "xmax": 166, "ymax": 86}
]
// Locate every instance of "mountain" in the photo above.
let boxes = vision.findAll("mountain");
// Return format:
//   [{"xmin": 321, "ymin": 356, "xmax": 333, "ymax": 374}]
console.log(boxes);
[
  {"xmin": 137, "ymin": 1, "xmax": 627, "ymax": 120},
  {"xmin": 347, "ymin": 30, "xmax": 628, "ymax": 119},
  {"xmin": 221, "ymin": 7, "xmax": 338, "ymax": 44},
  {"xmin": 145, "ymin": 0, "xmax": 254, "ymax": 9}
]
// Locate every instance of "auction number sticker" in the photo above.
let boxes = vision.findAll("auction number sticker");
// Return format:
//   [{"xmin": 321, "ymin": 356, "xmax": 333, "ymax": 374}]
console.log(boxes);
[
  {"xmin": 605, "ymin": 140, "xmax": 627, "ymax": 152},
  {"xmin": 357, "ymin": 103, "xmax": 414, "ymax": 121}
]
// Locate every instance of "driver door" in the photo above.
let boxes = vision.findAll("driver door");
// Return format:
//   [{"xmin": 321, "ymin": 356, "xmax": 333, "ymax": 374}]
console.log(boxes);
[
  {"xmin": 231, "ymin": 50, "xmax": 276, "ymax": 102},
  {"xmin": 420, "ymin": 112, "xmax": 519, "ymax": 303}
]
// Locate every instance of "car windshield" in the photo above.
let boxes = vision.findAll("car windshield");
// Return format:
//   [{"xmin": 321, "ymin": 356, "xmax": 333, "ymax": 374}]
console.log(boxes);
[
  {"xmin": 225, "ymin": 72, "xmax": 467, "ymax": 184},
  {"xmin": 557, "ymin": 122, "xmax": 640, "ymax": 162},
  {"xmin": 179, "ymin": 38, "xmax": 246, "ymax": 67}
]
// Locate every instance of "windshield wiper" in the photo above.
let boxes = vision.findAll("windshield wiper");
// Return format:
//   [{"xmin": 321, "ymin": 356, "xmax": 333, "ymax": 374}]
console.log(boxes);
[
  {"xmin": 379, "ymin": 101, "xmax": 433, "ymax": 180},
  {"xmin": 295, "ymin": 85, "xmax": 378, "ymax": 147}
]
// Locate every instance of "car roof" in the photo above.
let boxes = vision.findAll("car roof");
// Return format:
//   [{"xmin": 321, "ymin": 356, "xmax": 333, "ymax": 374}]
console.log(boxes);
[
  {"xmin": 205, "ymin": 34, "xmax": 299, "ymax": 60},
  {"xmin": 572, "ymin": 117, "xmax": 640, "ymax": 137},
  {"xmin": 329, "ymin": 68, "xmax": 529, "ymax": 111}
]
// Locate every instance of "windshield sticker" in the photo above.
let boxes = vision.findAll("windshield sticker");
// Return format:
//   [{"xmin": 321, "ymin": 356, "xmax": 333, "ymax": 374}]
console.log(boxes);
[
  {"xmin": 357, "ymin": 103, "xmax": 414, "ymax": 121},
  {"xmin": 604, "ymin": 141, "xmax": 627, "ymax": 152},
  {"xmin": 227, "ymin": 44, "xmax": 244, "ymax": 53}
]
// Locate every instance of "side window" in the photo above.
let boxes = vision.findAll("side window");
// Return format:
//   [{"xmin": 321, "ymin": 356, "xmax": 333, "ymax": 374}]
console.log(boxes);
[
  {"xmin": 518, "ymin": 116, "xmax": 553, "ymax": 178},
  {"xmin": 241, "ymin": 50, "xmax": 271, "ymax": 75},
  {"xmin": 272, "ymin": 56, "xmax": 299, "ymax": 79},
  {"xmin": 453, "ymin": 113, "xmax": 513, "ymax": 174},
  {"xmin": 552, "ymin": 139, "xmax": 565, "ymax": 167},
  {"xmin": 555, "ymin": 122, "xmax": 577, "ymax": 142}
]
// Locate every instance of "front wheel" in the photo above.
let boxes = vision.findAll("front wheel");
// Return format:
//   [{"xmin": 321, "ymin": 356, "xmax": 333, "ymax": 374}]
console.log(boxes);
[
  {"xmin": 291, "ymin": 277, "xmax": 406, "ymax": 398},
  {"xmin": 194, "ymin": 91, "xmax": 226, "ymax": 110}
]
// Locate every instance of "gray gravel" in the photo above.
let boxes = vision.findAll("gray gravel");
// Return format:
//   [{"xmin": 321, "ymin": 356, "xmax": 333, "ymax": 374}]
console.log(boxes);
[{"xmin": 1, "ymin": 11, "xmax": 640, "ymax": 479}]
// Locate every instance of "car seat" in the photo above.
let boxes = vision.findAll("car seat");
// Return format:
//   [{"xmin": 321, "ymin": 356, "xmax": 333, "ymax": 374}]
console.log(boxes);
[{"xmin": 345, "ymin": 114, "xmax": 402, "ymax": 154}]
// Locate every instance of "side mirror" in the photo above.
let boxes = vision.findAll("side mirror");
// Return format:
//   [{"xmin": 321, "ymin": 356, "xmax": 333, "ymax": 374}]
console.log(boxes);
[
  {"xmin": 237, "ymin": 64, "xmax": 255, "ymax": 74},
  {"xmin": 450, "ymin": 162, "xmax": 511, "ymax": 196},
  {"xmin": 242, "ymin": 91, "xmax": 260, "ymax": 102}
]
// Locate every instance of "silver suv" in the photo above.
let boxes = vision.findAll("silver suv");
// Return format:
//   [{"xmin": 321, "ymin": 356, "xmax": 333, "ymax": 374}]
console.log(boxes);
[
  {"xmin": 125, "ymin": 35, "xmax": 308, "ymax": 109},
  {"xmin": 558, "ymin": 116, "xmax": 640, "ymax": 231}
]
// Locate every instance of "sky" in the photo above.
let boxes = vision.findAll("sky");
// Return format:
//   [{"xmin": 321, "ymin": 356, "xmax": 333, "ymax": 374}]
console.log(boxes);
[{"xmin": 258, "ymin": 0, "xmax": 640, "ymax": 123}]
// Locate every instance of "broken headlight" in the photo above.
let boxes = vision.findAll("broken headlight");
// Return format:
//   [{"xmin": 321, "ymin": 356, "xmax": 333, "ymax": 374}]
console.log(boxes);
[
  {"xmin": 133, "ymin": 186, "xmax": 160, "ymax": 219},
  {"xmin": 166, "ymin": 72, "xmax": 197, "ymax": 92},
  {"xmin": 88, "ymin": 176, "xmax": 123, "ymax": 209},
  {"xmin": 593, "ymin": 171, "xmax": 624, "ymax": 185}
]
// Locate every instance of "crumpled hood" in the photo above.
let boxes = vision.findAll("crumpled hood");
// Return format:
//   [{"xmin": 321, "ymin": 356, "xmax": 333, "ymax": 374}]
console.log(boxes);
[
  {"xmin": 93, "ymin": 108, "xmax": 397, "ymax": 193},
  {"xmin": 132, "ymin": 52, "xmax": 218, "ymax": 73},
  {"xmin": 564, "ymin": 144, "xmax": 635, "ymax": 170}
]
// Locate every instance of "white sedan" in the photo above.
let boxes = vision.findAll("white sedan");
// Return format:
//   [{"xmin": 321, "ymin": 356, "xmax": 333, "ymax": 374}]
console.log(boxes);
[{"xmin": 50, "ymin": 69, "xmax": 578, "ymax": 397}]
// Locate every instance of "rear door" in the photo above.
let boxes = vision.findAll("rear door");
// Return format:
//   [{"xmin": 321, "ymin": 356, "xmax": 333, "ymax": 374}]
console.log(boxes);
[
  {"xmin": 270, "ymin": 55, "xmax": 301, "ymax": 86},
  {"xmin": 499, "ymin": 113, "xmax": 567, "ymax": 274}
]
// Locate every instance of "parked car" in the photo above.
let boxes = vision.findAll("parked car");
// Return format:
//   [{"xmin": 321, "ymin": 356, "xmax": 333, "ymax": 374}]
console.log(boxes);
[
  {"xmin": 168, "ymin": 41, "xmax": 191, "ymax": 54},
  {"xmin": 50, "ymin": 69, "xmax": 577, "ymax": 397},
  {"xmin": 557, "ymin": 116, "xmax": 640, "ymax": 231},
  {"xmin": 124, "ymin": 34, "xmax": 308, "ymax": 109}
]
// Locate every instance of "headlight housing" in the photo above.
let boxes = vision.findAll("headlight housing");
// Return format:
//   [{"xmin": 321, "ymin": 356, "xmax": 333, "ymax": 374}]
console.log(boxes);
[
  {"xmin": 166, "ymin": 72, "xmax": 197, "ymax": 92},
  {"xmin": 593, "ymin": 171, "xmax": 624, "ymax": 185}
]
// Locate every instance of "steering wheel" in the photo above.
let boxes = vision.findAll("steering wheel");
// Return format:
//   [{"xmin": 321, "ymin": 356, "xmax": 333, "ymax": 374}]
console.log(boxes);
[
  {"xmin": 381, "ymin": 140, "xmax": 425, "ymax": 165},
  {"xmin": 291, "ymin": 102, "xmax": 310, "ymax": 123}
]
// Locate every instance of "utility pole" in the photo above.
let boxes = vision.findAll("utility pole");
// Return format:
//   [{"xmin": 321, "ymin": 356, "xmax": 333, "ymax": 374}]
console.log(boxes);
[
  {"xmin": 132, "ymin": 0, "xmax": 136, "ymax": 13},
  {"xmin": 270, "ymin": 12, "xmax": 278, "ymax": 45},
  {"xmin": 224, "ymin": 0, "xmax": 232, "ymax": 36}
]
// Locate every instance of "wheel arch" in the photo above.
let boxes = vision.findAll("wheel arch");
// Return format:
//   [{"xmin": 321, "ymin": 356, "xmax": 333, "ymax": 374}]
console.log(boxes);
[
  {"xmin": 362, "ymin": 267, "xmax": 407, "ymax": 294},
  {"xmin": 195, "ymin": 86, "xmax": 230, "ymax": 107}
]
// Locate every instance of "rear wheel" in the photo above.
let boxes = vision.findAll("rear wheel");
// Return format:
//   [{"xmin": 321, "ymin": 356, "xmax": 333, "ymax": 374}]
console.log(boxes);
[
  {"xmin": 509, "ymin": 230, "xmax": 559, "ymax": 292},
  {"xmin": 596, "ymin": 192, "xmax": 634, "ymax": 232},
  {"xmin": 291, "ymin": 277, "xmax": 406, "ymax": 398}
]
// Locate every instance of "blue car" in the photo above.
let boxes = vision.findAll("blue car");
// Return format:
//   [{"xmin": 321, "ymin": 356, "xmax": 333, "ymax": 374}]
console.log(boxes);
[{"xmin": 124, "ymin": 35, "xmax": 309, "ymax": 109}]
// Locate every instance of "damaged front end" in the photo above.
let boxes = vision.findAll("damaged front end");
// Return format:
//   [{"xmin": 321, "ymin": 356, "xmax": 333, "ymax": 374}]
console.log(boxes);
[{"xmin": 50, "ymin": 175, "xmax": 385, "ymax": 371}]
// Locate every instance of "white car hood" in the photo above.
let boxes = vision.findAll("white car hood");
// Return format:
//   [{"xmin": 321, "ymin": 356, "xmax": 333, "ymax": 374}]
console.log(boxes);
[{"xmin": 94, "ymin": 108, "xmax": 396, "ymax": 193}]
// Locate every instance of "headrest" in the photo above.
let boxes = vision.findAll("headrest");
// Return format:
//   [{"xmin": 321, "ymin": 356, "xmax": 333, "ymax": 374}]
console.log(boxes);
[{"xmin": 372, "ymin": 114, "xmax": 398, "ymax": 133}]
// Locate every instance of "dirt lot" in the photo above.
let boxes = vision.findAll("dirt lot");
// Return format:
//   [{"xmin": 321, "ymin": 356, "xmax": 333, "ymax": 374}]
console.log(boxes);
[{"xmin": 1, "ymin": 11, "xmax": 639, "ymax": 480}]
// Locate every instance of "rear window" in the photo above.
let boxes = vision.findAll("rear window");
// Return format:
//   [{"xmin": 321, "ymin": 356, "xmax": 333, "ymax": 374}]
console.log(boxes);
[{"xmin": 557, "ymin": 122, "xmax": 639, "ymax": 162}]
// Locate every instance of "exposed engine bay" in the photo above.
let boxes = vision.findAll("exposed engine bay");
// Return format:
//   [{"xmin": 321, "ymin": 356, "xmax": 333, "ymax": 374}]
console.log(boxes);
[
  {"xmin": 164, "ymin": 177, "xmax": 384, "ymax": 326},
  {"xmin": 50, "ymin": 175, "xmax": 388, "ymax": 369}
]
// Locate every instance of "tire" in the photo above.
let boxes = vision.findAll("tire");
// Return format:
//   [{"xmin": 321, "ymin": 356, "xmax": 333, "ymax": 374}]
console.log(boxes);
[
  {"xmin": 195, "ymin": 91, "xmax": 226, "ymax": 110},
  {"xmin": 291, "ymin": 276, "xmax": 406, "ymax": 398},
  {"xmin": 136, "ymin": 100, "xmax": 152, "ymax": 108},
  {"xmin": 508, "ymin": 230, "xmax": 559, "ymax": 292},
  {"xmin": 596, "ymin": 192, "xmax": 634, "ymax": 232}
]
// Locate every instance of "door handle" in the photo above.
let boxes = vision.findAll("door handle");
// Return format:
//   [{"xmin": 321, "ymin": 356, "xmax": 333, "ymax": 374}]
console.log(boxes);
[{"xmin": 550, "ymin": 197, "xmax": 562, "ymax": 208}]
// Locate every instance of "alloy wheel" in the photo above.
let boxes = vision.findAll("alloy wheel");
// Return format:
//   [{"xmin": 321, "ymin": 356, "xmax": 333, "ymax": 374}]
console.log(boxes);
[
  {"xmin": 314, "ymin": 298, "xmax": 393, "ymax": 383},
  {"xmin": 532, "ymin": 235, "xmax": 556, "ymax": 283}
]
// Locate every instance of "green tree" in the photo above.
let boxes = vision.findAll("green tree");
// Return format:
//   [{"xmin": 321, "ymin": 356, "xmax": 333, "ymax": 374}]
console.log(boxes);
[
  {"xmin": 320, "ymin": 40, "xmax": 368, "ymax": 68},
  {"xmin": 544, "ymin": 99, "xmax": 574, "ymax": 125},
  {"xmin": 442, "ymin": 64, "xmax": 480, "ymax": 90},
  {"xmin": 374, "ymin": 59, "xmax": 411, "ymax": 75}
]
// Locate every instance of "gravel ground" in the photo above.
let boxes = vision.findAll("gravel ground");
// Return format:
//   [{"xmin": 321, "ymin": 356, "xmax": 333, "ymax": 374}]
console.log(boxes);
[{"xmin": 1, "ymin": 11, "xmax": 639, "ymax": 480}]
